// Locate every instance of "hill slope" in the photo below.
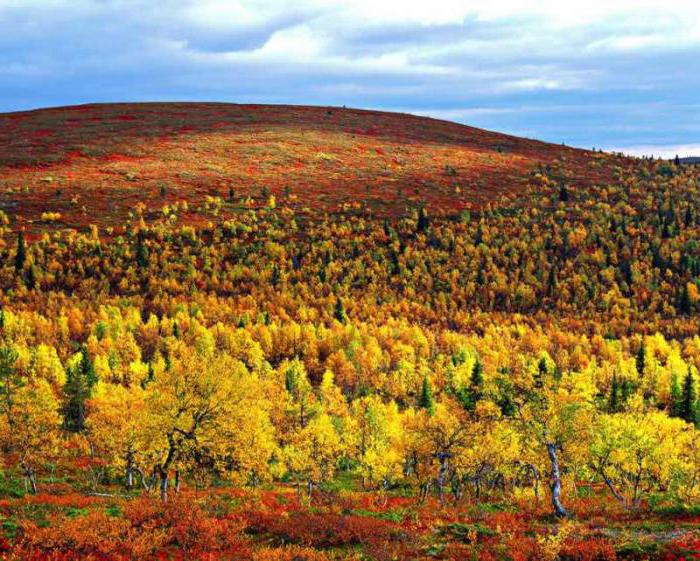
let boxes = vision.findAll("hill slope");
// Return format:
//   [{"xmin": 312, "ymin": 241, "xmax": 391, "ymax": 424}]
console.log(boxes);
[{"xmin": 0, "ymin": 102, "xmax": 619, "ymax": 234}]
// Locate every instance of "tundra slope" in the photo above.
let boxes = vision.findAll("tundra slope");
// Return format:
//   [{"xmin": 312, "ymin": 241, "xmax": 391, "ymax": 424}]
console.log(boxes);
[{"xmin": 0, "ymin": 102, "xmax": 619, "ymax": 235}]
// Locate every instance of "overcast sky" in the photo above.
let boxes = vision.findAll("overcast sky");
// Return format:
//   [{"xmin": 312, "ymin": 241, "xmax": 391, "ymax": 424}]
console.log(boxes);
[{"xmin": 1, "ymin": 0, "xmax": 699, "ymax": 156}]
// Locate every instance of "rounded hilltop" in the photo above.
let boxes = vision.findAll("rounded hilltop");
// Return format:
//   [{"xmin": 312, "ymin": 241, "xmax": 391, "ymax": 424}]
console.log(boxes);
[{"xmin": 0, "ymin": 102, "xmax": 621, "ymax": 235}]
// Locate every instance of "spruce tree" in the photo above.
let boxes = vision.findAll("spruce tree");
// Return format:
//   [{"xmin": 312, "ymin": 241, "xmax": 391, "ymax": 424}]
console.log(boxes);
[
  {"xmin": 470, "ymin": 358, "xmax": 484, "ymax": 394},
  {"xmin": 608, "ymin": 374, "xmax": 621, "ymax": 413},
  {"xmin": 143, "ymin": 362, "xmax": 155, "ymax": 388},
  {"xmin": 80, "ymin": 347, "xmax": 98, "ymax": 387},
  {"xmin": 670, "ymin": 373, "xmax": 682, "ymax": 417},
  {"xmin": 559, "ymin": 184, "xmax": 570, "ymax": 202},
  {"xmin": 680, "ymin": 371, "xmax": 699, "ymax": 426},
  {"xmin": 0, "ymin": 347, "xmax": 23, "ymax": 414},
  {"xmin": 285, "ymin": 367, "xmax": 298, "ymax": 395},
  {"xmin": 458, "ymin": 358, "xmax": 484, "ymax": 412},
  {"xmin": 419, "ymin": 376, "xmax": 435, "ymax": 415},
  {"xmin": 333, "ymin": 297, "xmax": 347, "ymax": 324},
  {"xmin": 62, "ymin": 348, "xmax": 98, "ymax": 433},
  {"xmin": 136, "ymin": 230, "xmax": 148, "ymax": 269},
  {"xmin": 14, "ymin": 231, "xmax": 26, "ymax": 273},
  {"xmin": 25, "ymin": 265, "xmax": 37, "ymax": 290},
  {"xmin": 533, "ymin": 357, "xmax": 548, "ymax": 389},
  {"xmin": 476, "ymin": 265, "xmax": 485, "ymax": 287},
  {"xmin": 636, "ymin": 342, "xmax": 646, "ymax": 378},
  {"xmin": 474, "ymin": 223, "xmax": 484, "ymax": 245},
  {"xmin": 417, "ymin": 207, "xmax": 429, "ymax": 232},
  {"xmin": 679, "ymin": 284, "xmax": 692, "ymax": 315}
]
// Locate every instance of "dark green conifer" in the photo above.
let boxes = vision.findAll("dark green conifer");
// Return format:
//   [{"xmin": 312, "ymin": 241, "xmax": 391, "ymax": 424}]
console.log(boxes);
[
  {"xmin": 418, "ymin": 375, "xmax": 435, "ymax": 415},
  {"xmin": 333, "ymin": 298, "xmax": 347, "ymax": 324},
  {"xmin": 636, "ymin": 342, "xmax": 646, "ymax": 378},
  {"xmin": 680, "ymin": 371, "xmax": 699, "ymax": 426},
  {"xmin": 417, "ymin": 207, "xmax": 429, "ymax": 232},
  {"xmin": 609, "ymin": 374, "xmax": 621, "ymax": 413},
  {"xmin": 14, "ymin": 231, "xmax": 26, "ymax": 273},
  {"xmin": 136, "ymin": 230, "xmax": 148, "ymax": 269},
  {"xmin": 62, "ymin": 349, "xmax": 96, "ymax": 433}
]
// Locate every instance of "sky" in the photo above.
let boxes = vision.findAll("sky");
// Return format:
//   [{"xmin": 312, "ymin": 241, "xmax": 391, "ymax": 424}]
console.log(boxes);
[{"xmin": 1, "ymin": 0, "xmax": 699, "ymax": 157}]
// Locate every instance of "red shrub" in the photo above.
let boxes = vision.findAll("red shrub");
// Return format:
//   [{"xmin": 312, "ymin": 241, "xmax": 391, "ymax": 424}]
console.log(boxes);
[
  {"xmin": 246, "ymin": 511, "xmax": 403, "ymax": 548},
  {"xmin": 661, "ymin": 536, "xmax": 700, "ymax": 561},
  {"xmin": 559, "ymin": 538, "xmax": 617, "ymax": 561}
]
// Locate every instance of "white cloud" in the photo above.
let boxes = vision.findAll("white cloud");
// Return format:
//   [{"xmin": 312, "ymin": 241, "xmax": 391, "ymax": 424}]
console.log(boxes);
[
  {"xmin": 184, "ymin": 1, "xmax": 278, "ymax": 28},
  {"xmin": 610, "ymin": 144, "xmax": 700, "ymax": 159},
  {"xmin": 0, "ymin": 0, "xmax": 698, "ymax": 152}
]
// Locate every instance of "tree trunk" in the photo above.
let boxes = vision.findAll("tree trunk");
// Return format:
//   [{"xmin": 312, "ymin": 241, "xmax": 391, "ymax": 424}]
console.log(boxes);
[
  {"xmin": 451, "ymin": 474, "xmax": 463, "ymax": 501},
  {"xmin": 601, "ymin": 471, "xmax": 626, "ymax": 504},
  {"xmin": 547, "ymin": 443, "xmax": 568, "ymax": 518},
  {"xmin": 436, "ymin": 452, "xmax": 450, "ymax": 502},
  {"xmin": 24, "ymin": 466, "xmax": 37, "ymax": 494},
  {"xmin": 134, "ymin": 467, "xmax": 148, "ymax": 490},
  {"xmin": 174, "ymin": 469, "xmax": 181, "ymax": 494},
  {"xmin": 159, "ymin": 469, "xmax": 168, "ymax": 502},
  {"xmin": 126, "ymin": 466, "xmax": 133, "ymax": 490},
  {"xmin": 419, "ymin": 482, "xmax": 430, "ymax": 503},
  {"xmin": 148, "ymin": 466, "xmax": 157, "ymax": 492}
]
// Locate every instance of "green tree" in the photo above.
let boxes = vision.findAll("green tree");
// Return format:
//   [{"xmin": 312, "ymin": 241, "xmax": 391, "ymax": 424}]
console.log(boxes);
[
  {"xmin": 418, "ymin": 376, "xmax": 435, "ymax": 415},
  {"xmin": 670, "ymin": 373, "xmax": 683, "ymax": 418},
  {"xmin": 559, "ymin": 184, "xmax": 570, "ymax": 202},
  {"xmin": 609, "ymin": 374, "xmax": 622, "ymax": 413},
  {"xmin": 333, "ymin": 297, "xmax": 347, "ymax": 324},
  {"xmin": 680, "ymin": 371, "xmax": 699, "ymax": 427},
  {"xmin": 25, "ymin": 265, "xmax": 37, "ymax": 290},
  {"xmin": 679, "ymin": 284, "xmax": 692, "ymax": 315},
  {"xmin": 0, "ymin": 347, "xmax": 23, "ymax": 420},
  {"xmin": 417, "ymin": 207, "xmax": 429, "ymax": 232},
  {"xmin": 457, "ymin": 358, "xmax": 483, "ymax": 413},
  {"xmin": 14, "ymin": 231, "xmax": 26, "ymax": 273},
  {"xmin": 636, "ymin": 342, "xmax": 646, "ymax": 378},
  {"xmin": 62, "ymin": 349, "xmax": 97, "ymax": 433},
  {"xmin": 136, "ymin": 230, "xmax": 148, "ymax": 269}
]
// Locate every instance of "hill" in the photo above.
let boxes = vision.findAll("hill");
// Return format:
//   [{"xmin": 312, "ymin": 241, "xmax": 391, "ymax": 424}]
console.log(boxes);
[
  {"xmin": 1, "ymin": 104, "xmax": 700, "ymax": 560},
  {"xmin": 0, "ymin": 102, "xmax": 619, "ymax": 235}
]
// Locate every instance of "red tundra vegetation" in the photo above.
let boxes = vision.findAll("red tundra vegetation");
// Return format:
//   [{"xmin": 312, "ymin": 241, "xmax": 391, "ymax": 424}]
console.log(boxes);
[{"xmin": 0, "ymin": 102, "xmax": 616, "ymax": 235}]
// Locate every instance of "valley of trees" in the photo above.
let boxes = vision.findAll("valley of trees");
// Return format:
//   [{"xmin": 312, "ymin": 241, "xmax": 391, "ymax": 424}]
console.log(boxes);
[{"xmin": 0, "ymin": 147, "xmax": 699, "ymax": 559}]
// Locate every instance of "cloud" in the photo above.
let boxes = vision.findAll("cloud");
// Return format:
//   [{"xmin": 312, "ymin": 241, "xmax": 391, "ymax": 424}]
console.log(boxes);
[
  {"xmin": 0, "ymin": 0, "xmax": 698, "ymax": 151},
  {"xmin": 610, "ymin": 144, "xmax": 700, "ymax": 159}
]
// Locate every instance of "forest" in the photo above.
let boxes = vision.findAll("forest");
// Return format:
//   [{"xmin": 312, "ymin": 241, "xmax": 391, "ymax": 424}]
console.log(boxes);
[{"xmin": 0, "ymin": 104, "xmax": 699, "ymax": 560}]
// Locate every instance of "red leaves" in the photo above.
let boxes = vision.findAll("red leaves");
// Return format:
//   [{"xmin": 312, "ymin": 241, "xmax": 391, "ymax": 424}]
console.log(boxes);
[
  {"xmin": 0, "ymin": 490, "xmax": 698, "ymax": 561},
  {"xmin": 7, "ymin": 495, "xmax": 251, "ymax": 561},
  {"xmin": 558, "ymin": 538, "xmax": 617, "ymax": 561},
  {"xmin": 661, "ymin": 537, "xmax": 700, "ymax": 561},
  {"xmin": 245, "ymin": 511, "xmax": 402, "ymax": 548},
  {"xmin": 0, "ymin": 101, "xmax": 608, "ymax": 235}
]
